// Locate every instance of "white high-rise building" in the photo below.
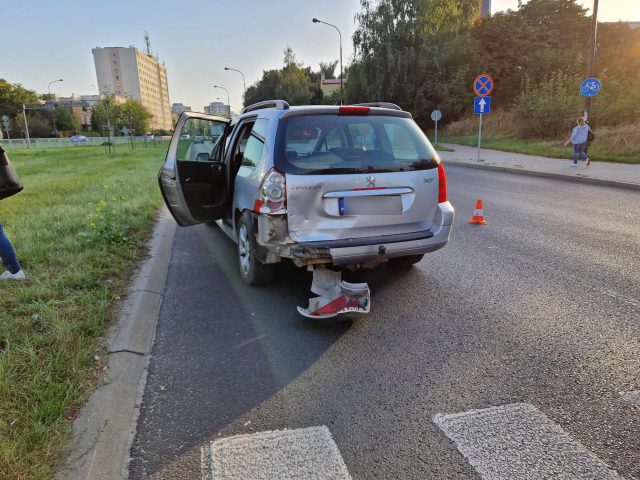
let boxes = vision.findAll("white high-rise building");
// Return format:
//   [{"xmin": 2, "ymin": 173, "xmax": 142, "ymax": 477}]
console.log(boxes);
[{"xmin": 92, "ymin": 45, "xmax": 172, "ymax": 130}]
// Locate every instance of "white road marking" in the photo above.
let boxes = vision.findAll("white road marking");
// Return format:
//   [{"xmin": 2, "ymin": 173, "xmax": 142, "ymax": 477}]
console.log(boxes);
[
  {"xmin": 620, "ymin": 390, "xmax": 640, "ymax": 409},
  {"xmin": 434, "ymin": 403, "xmax": 621, "ymax": 480},
  {"xmin": 201, "ymin": 425, "xmax": 352, "ymax": 480}
]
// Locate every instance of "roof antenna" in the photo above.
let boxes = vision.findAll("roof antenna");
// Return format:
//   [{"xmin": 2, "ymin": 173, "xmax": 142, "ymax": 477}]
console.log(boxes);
[{"xmin": 144, "ymin": 31, "xmax": 152, "ymax": 56}]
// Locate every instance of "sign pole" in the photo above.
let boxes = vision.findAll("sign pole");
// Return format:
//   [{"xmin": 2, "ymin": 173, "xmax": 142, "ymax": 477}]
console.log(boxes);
[
  {"xmin": 22, "ymin": 104, "xmax": 31, "ymax": 149},
  {"xmin": 584, "ymin": 0, "xmax": 599, "ymax": 121},
  {"xmin": 434, "ymin": 119, "xmax": 438, "ymax": 146},
  {"xmin": 477, "ymin": 113, "xmax": 483, "ymax": 162}
]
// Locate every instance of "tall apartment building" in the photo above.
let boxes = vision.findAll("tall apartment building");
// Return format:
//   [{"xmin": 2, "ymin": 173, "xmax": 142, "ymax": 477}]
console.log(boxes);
[{"xmin": 92, "ymin": 46, "xmax": 172, "ymax": 131}]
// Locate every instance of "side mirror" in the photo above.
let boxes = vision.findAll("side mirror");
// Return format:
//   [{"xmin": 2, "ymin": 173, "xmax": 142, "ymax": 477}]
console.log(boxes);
[{"xmin": 196, "ymin": 152, "xmax": 210, "ymax": 162}]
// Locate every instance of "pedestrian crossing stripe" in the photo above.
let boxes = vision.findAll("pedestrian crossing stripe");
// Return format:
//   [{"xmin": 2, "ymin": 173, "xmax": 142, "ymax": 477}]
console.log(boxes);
[
  {"xmin": 434, "ymin": 403, "xmax": 621, "ymax": 480},
  {"xmin": 201, "ymin": 426, "xmax": 352, "ymax": 480}
]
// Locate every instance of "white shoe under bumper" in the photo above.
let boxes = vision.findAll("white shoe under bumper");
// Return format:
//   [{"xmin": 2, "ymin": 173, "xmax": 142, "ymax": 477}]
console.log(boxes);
[{"xmin": 0, "ymin": 269, "xmax": 26, "ymax": 280}]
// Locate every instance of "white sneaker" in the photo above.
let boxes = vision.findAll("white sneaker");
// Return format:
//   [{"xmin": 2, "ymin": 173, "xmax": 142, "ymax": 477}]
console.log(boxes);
[
  {"xmin": 569, "ymin": 163, "xmax": 578, "ymax": 167},
  {"xmin": 0, "ymin": 269, "xmax": 25, "ymax": 280}
]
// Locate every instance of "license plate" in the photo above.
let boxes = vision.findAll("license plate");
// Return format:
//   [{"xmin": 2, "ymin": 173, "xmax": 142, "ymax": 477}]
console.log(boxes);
[{"xmin": 339, "ymin": 195, "xmax": 402, "ymax": 215}]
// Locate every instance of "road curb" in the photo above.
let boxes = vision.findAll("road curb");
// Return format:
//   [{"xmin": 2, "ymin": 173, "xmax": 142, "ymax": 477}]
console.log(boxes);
[
  {"xmin": 56, "ymin": 207, "xmax": 177, "ymax": 480},
  {"xmin": 444, "ymin": 160, "xmax": 640, "ymax": 192}
]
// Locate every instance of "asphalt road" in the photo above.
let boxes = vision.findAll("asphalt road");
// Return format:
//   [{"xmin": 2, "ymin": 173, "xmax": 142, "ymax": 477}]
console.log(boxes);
[{"xmin": 129, "ymin": 165, "xmax": 640, "ymax": 479}]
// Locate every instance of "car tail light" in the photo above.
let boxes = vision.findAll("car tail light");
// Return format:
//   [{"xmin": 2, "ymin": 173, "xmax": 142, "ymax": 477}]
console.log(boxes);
[
  {"xmin": 338, "ymin": 106, "xmax": 370, "ymax": 115},
  {"xmin": 254, "ymin": 169, "xmax": 287, "ymax": 215},
  {"xmin": 438, "ymin": 163, "xmax": 447, "ymax": 203}
]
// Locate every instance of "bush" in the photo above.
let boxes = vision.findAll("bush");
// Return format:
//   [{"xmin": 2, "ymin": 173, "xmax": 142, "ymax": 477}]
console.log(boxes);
[{"xmin": 515, "ymin": 71, "xmax": 582, "ymax": 138}]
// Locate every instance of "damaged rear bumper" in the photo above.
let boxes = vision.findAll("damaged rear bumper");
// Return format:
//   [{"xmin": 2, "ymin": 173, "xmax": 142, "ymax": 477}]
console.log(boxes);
[{"xmin": 289, "ymin": 201, "xmax": 455, "ymax": 266}]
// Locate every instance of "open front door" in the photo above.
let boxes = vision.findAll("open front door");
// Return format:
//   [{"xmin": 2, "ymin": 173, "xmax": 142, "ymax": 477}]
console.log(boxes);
[{"xmin": 159, "ymin": 112, "xmax": 232, "ymax": 226}]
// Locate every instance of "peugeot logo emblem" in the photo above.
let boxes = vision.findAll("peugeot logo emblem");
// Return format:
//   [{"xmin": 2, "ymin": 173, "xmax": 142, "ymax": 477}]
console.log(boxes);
[{"xmin": 366, "ymin": 176, "xmax": 376, "ymax": 188}]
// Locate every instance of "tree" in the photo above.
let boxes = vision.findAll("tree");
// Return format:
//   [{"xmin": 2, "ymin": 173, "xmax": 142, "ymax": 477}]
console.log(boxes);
[
  {"xmin": 54, "ymin": 108, "xmax": 80, "ymax": 132},
  {"xmin": 116, "ymin": 99, "xmax": 152, "ymax": 134},
  {"xmin": 347, "ymin": 0, "xmax": 478, "ymax": 127},
  {"xmin": 0, "ymin": 80, "xmax": 38, "ymax": 119},
  {"xmin": 14, "ymin": 111, "xmax": 50, "ymax": 138},
  {"xmin": 472, "ymin": 0, "xmax": 589, "ymax": 108},
  {"xmin": 244, "ymin": 47, "xmax": 319, "ymax": 107},
  {"xmin": 319, "ymin": 61, "xmax": 338, "ymax": 79},
  {"xmin": 91, "ymin": 95, "xmax": 119, "ymax": 135},
  {"xmin": 90, "ymin": 95, "xmax": 151, "ymax": 135}
]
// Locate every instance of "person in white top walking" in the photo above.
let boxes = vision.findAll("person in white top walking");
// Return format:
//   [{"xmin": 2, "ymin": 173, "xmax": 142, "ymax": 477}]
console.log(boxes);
[{"xmin": 564, "ymin": 117, "xmax": 592, "ymax": 167}]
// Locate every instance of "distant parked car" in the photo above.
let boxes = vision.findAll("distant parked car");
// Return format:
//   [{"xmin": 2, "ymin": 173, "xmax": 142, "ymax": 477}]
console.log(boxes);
[
  {"xmin": 194, "ymin": 135, "xmax": 205, "ymax": 143},
  {"xmin": 180, "ymin": 134, "xmax": 190, "ymax": 140},
  {"xmin": 68, "ymin": 135, "xmax": 88, "ymax": 144}
]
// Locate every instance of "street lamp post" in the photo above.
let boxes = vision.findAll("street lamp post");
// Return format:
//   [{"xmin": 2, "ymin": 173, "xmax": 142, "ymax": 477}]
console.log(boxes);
[
  {"xmin": 47, "ymin": 78, "xmax": 63, "ymax": 136},
  {"xmin": 213, "ymin": 85, "xmax": 230, "ymax": 108},
  {"xmin": 224, "ymin": 67, "xmax": 246, "ymax": 101},
  {"xmin": 312, "ymin": 17, "xmax": 343, "ymax": 105}
]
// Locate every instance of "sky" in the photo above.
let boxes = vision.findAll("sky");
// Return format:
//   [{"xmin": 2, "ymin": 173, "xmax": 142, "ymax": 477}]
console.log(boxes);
[{"xmin": 2, "ymin": 0, "xmax": 638, "ymax": 113}]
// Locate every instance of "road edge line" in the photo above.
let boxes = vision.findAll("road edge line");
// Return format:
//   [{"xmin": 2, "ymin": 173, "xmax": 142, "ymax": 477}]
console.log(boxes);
[
  {"xmin": 444, "ymin": 160, "xmax": 640, "ymax": 192},
  {"xmin": 55, "ymin": 206, "xmax": 177, "ymax": 480}
]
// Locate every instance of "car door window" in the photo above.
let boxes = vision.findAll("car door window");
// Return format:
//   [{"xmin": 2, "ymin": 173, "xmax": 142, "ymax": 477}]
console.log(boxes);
[
  {"xmin": 237, "ymin": 119, "xmax": 269, "ymax": 177},
  {"xmin": 177, "ymin": 117, "xmax": 226, "ymax": 162}
]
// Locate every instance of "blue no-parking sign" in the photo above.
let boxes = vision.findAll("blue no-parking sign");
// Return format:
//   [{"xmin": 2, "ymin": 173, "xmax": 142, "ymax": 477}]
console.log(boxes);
[
  {"xmin": 473, "ymin": 74, "xmax": 494, "ymax": 97},
  {"xmin": 580, "ymin": 78, "xmax": 601, "ymax": 97}
]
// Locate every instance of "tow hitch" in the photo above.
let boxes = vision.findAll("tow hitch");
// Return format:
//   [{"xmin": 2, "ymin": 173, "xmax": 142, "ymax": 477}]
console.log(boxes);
[{"xmin": 297, "ymin": 267, "xmax": 371, "ymax": 319}]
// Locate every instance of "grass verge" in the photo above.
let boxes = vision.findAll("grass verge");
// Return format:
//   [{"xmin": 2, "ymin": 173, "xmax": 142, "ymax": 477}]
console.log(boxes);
[
  {"xmin": 433, "ymin": 144, "xmax": 454, "ymax": 152},
  {"xmin": 0, "ymin": 143, "xmax": 166, "ymax": 479},
  {"xmin": 441, "ymin": 134, "xmax": 640, "ymax": 164}
]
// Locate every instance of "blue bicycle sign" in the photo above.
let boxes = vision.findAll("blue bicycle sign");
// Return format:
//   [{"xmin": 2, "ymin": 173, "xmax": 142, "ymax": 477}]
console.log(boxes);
[{"xmin": 580, "ymin": 78, "xmax": 602, "ymax": 97}]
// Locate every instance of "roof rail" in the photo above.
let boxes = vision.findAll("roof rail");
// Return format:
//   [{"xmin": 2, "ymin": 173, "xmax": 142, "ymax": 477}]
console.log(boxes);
[
  {"xmin": 241, "ymin": 100, "xmax": 290, "ymax": 114},
  {"xmin": 352, "ymin": 102, "xmax": 402, "ymax": 111}
]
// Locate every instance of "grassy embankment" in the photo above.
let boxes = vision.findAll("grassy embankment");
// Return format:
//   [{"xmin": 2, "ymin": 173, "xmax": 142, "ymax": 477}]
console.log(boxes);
[
  {"xmin": 0, "ymin": 143, "xmax": 165, "ymax": 479},
  {"xmin": 441, "ymin": 112, "xmax": 640, "ymax": 164}
]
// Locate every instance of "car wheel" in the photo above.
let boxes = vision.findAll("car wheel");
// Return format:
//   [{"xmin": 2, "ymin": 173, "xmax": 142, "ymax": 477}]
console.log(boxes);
[
  {"xmin": 388, "ymin": 254, "xmax": 425, "ymax": 269},
  {"xmin": 237, "ymin": 212, "xmax": 276, "ymax": 286}
]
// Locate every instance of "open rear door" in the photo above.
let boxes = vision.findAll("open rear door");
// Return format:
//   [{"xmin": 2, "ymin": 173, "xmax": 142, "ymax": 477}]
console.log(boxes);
[{"xmin": 159, "ymin": 112, "xmax": 231, "ymax": 226}]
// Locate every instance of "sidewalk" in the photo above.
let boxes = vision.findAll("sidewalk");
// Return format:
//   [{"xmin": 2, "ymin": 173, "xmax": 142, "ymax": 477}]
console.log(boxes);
[{"xmin": 438, "ymin": 144, "xmax": 640, "ymax": 191}]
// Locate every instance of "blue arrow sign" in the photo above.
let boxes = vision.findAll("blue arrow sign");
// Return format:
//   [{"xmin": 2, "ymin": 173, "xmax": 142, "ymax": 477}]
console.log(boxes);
[
  {"xmin": 580, "ymin": 78, "xmax": 601, "ymax": 97},
  {"xmin": 474, "ymin": 97, "xmax": 491, "ymax": 115}
]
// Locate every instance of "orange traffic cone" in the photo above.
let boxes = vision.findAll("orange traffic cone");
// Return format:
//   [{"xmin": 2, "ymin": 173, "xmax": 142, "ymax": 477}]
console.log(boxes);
[{"xmin": 468, "ymin": 199, "xmax": 488, "ymax": 225}]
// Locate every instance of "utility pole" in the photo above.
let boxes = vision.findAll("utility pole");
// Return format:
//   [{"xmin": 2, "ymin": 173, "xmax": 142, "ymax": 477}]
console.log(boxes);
[
  {"xmin": 22, "ymin": 104, "xmax": 31, "ymax": 148},
  {"xmin": 584, "ymin": 0, "xmax": 599, "ymax": 121}
]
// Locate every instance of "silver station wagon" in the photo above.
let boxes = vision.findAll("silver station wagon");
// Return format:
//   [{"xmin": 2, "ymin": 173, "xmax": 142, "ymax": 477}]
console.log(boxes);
[{"xmin": 159, "ymin": 100, "xmax": 454, "ymax": 285}]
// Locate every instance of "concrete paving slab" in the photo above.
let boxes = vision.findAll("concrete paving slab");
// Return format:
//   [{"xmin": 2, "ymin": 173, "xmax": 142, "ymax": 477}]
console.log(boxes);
[
  {"xmin": 201, "ymin": 426, "xmax": 352, "ymax": 480},
  {"xmin": 434, "ymin": 403, "xmax": 622, "ymax": 480}
]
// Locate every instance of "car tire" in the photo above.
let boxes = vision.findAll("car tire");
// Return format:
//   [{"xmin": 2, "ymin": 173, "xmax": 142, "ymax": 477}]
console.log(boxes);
[
  {"xmin": 388, "ymin": 254, "xmax": 424, "ymax": 269},
  {"xmin": 237, "ymin": 212, "xmax": 276, "ymax": 286}
]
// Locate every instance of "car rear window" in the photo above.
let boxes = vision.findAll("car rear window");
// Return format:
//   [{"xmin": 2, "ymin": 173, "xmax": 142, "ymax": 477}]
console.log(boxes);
[{"xmin": 275, "ymin": 114, "xmax": 438, "ymax": 175}]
